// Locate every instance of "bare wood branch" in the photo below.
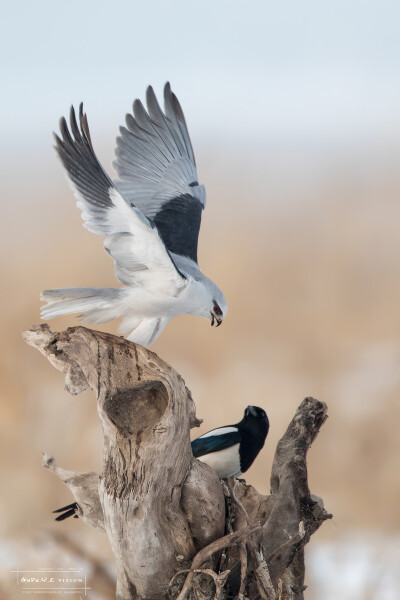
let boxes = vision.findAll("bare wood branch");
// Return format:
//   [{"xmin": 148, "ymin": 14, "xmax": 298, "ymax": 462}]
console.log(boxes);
[
  {"xmin": 190, "ymin": 524, "xmax": 262, "ymax": 571},
  {"xmin": 169, "ymin": 569, "xmax": 230, "ymax": 600},
  {"xmin": 225, "ymin": 478, "xmax": 250, "ymax": 598},
  {"xmin": 26, "ymin": 325, "xmax": 224, "ymax": 600},
  {"xmin": 253, "ymin": 549, "xmax": 277, "ymax": 600},
  {"xmin": 174, "ymin": 524, "xmax": 262, "ymax": 600},
  {"xmin": 266, "ymin": 521, "xmax": 305, "ymax": 564},
  {"xmin": 261, "ymin": 397, "xmax": 330, "ymax": 597},
  {"xmin": 42, "ymin": 453, "xmax": 104, "ymax": 532},
  {"xmin": 25, "ymin": 325, "xmax": 331, "ymax": 600}
]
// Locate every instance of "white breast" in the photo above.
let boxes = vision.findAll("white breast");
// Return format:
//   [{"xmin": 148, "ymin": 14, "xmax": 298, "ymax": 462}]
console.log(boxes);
[{"xmin": 197, "ymin": 444, "xmax": 241, "ymax": 478}]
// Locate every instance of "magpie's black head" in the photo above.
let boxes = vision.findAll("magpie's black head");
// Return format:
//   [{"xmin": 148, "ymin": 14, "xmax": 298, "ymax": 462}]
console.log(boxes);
[
  {"xmin": 240, "ymin": 405, "xmax": 270, "ymax": 439},
  {"xmin": 244, "ymin": 405, "xmax": 266, "ymax": 419}
]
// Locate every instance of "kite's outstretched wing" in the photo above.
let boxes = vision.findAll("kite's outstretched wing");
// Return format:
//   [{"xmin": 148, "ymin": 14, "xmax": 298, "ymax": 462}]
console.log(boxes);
[
  {"xmin": 113, "ymin": 83, "xmax": 206, "ymax": 264},
  {"xmin": 54, "ymin": 104, "xmax": 187, "ymax": 293}
]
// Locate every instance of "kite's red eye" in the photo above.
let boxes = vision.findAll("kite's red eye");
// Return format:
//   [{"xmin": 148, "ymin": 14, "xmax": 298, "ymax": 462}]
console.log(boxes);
[{"xmin": 214, "ymin": 305, "xmax": 222, "ymax": 315}]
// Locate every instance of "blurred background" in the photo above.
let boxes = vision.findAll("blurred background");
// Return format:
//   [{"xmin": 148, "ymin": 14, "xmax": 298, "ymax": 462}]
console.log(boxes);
[{"xmin": 1, "ymin": 1, "xmax": 400, "ymax": 598}]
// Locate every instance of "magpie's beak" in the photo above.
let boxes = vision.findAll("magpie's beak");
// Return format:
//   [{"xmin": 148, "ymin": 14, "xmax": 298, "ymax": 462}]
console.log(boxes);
[
  {"xmin": 245, "ymin": 405, "xmax": 258, "ymax": 417},
  {"xmin": 210, "ymin": 313, "xmax": 222, "ymax": 327}
]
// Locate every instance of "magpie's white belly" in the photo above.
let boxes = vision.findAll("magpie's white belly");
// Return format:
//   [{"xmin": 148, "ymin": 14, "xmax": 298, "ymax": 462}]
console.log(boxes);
[{"xmin": 197, "ymin": 444, "xmax": 241, "ymax": 478}]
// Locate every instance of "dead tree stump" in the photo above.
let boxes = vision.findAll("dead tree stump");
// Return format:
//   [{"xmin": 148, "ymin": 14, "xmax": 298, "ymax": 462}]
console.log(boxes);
[{"xmin": 24, "ymin": 324, "xmax": 331, "ymax": 600}]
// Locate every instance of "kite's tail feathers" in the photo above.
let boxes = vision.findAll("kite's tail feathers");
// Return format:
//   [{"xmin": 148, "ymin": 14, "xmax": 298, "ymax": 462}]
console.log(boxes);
[{"xmin": 41, "ymin": 288, "xmax": 127, "ymax": 324}]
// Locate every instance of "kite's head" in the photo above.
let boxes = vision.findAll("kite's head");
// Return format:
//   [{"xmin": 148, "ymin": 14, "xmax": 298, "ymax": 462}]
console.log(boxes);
[
  {"xmin": 199, "ymin": 276, "xmax": 227, "ymax": 327},
  {"xmin": 210, "ymin": 302, "xmax": 224, "ymax": 327},
  {"xmin": 209, "ymin": 290, "xmax": 227, "ymax": 328}
]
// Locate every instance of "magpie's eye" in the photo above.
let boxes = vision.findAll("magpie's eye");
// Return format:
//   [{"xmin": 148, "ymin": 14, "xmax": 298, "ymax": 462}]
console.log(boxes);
[{"xmin": 213, "ymin": 305, "xmax": 222, "ymax": 315}]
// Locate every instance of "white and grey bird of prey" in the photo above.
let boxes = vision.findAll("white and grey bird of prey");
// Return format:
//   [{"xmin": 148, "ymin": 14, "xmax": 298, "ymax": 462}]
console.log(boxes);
[{"xmin": 41, "ymin": 83, "xmax": 227, "ymax": 346}]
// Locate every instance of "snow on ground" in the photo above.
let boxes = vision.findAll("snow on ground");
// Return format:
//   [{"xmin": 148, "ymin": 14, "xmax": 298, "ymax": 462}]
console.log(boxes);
[
  {"xmin": 307, "ymin": 531, "xmax": 400, "ymax": 600},
  {"xmin": 0, "ymin": 529, "xmax": 399, "ymax": 599}
]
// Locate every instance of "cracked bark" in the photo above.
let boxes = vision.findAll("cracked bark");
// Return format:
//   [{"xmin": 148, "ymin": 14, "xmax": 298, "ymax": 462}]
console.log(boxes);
[{"xmin": 24, "ymin": 324, "xmax": 331, "ymax": 600}]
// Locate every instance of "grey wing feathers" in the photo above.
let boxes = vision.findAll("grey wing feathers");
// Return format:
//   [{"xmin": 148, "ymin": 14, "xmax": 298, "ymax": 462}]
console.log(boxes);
[
  {"xmin": 55, "ymin": 105, "xmax": 114, "ymax": 234},
  {"xmin": 54, "ymin": 105, "xmax": 186, "ymax": 288},
  {"xmin": 113, "ymin": 83, "xmax": 206, "ymax": 263}
]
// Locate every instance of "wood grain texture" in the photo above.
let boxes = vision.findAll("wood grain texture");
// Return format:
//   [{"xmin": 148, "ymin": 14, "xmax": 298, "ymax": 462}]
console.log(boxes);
[{"xmin": 24, "ymin": 325, "xmax": 331, "ymax": 600}]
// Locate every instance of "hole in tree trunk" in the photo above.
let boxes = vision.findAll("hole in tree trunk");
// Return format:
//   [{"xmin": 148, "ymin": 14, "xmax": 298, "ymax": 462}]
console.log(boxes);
[{"xmin": 104, "ymin": 381, "xmax": 168, "ymax": 438}]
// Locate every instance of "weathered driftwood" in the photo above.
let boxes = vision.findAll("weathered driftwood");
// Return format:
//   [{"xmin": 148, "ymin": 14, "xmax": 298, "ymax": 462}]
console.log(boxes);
[{"xmin": 24, "ymin": 324, "xmax": 331, "ymax": 600}]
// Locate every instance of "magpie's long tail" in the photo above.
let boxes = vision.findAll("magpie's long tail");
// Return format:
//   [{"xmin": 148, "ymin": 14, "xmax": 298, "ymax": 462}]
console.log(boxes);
[
  {"xmin": 41, "ymin": 288, "xmax": 126, "ymax": 324},
  {"xmin": 53, "ymin": 502, "xmax": 79, "ymax": 521}
]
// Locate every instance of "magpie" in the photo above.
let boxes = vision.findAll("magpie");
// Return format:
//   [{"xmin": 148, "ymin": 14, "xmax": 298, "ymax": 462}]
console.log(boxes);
[
  {"xmin": 191, "ymin": 405, "xmax": 269, "ymax": 478},
  {"xmin": 52, "ymin": 405, "xmax": 269, "ymax": 521}
]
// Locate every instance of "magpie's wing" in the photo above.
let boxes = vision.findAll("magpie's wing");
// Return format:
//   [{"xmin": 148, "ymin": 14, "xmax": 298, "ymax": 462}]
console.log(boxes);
[
  {"xmin": 53, "ymin": 104, "xmax": 187, "ymax": 293},
  {"xmin": 53, "ymin": 502, "xmax": 79, "ymax": 522},
  {"xmin": 191, "ymin": 429, "xmax": 241, "ymax": 458},
  {"xmin": 113, "ymin": 83, "xmax": 206, "ymax": 264}
]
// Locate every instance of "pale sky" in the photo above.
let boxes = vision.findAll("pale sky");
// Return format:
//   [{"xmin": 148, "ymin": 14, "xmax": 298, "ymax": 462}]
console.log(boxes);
[{"xmin": 2, "ymin": 0, "xmax": 400, "ymax": 152}]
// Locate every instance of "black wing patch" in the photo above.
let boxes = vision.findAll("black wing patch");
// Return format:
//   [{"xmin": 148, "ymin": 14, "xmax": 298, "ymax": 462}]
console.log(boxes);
[
  {"xmin": 54, "ymin": 104, "xmax": 186, "ymax": 279},
  {"xmin": 113, "ymin": 83, "xmax": 206, "ymax": 264},
  {"xmin": 191, "ymin": 431, "xmax": 241, "ymax": 458},
  {"xmin": 153, "ymin": 194, "xmax": 202, "ymax": 263}
]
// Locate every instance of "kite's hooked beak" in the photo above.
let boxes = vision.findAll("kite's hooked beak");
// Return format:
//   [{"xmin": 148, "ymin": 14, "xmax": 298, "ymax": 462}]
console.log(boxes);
[{"xmin": 210, "ymin": 313, "xmax": 222, "ymax": 327}]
